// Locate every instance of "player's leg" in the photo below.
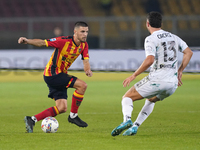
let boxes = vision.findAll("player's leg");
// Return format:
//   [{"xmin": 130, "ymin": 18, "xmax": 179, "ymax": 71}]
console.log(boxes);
[
  {"xmin": 111, "ymin": 86, "xmax": 143, "ymax": 136},
  {"xmin": 133, "ymin": 96, "xmax": 159, "ymax": 127},
  {"xmin": 129, "ymin": 83, "xmax": 177, "ymax": 133},
  {"xmin": 123, "ymin": 82, "xmax": 177, "ymax": 136},
  {"xmin": 55, "ymin": 98, "xmax": 67, "ymax": 113},
  {"xmin": 24, "ymin": 88, "xmax": 68, "ymax": 133},
  {"xmin": 68, "ymin": 78, "xmax": 88, "ymax": 127},
  {"xmin": 34, "ymin": 98, "xmax": 67, "ymax": 122},
  {"xmin": 70, "ymin": 78, "xmax": 87, "ymax": 116},
  {"xmin": 35, "ymin": 99, "xmax": 67, "ymax": 121},
  {"xmin": 123, "ymin": 96, "xmax": 160, "ymax": 136},
  {"xmin": 24, "ymin": 100, "xmax": 64, "ymax": 133},
  {"xmin": 122, "ymin": 86, "xmax": 144, "ymax": 121},
  {"xmin": 24, "ymin": 74, "xmax": 69, "ymax": 133},
  {"xmin": 111, "ymin": 76, "xmax": 162, "ymax": 136},
  {"xmin": 24, "ymin": 105, "xmax": 60, "ymax": 133}
]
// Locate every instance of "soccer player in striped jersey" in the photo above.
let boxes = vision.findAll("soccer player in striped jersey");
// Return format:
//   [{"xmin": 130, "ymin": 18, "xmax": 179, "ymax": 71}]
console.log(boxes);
[
  {"xmin": 18, "ymin": 21, "xmax": 93, "ymax": 133},
  {"xmin": 111, "ymin": 12, "xmax": 193, "ymax": 136}
]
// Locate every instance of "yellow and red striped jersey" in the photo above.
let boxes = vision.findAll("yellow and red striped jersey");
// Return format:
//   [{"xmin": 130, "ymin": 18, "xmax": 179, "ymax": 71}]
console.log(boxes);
[{"xmin": 44, "ymin": 36, "xmax": 89, "ymax": 76}]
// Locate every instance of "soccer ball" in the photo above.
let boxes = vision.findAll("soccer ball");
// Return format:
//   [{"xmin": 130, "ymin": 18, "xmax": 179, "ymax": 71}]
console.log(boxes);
[{"xmin": 41, "ymin": 117, "xmax": 59, "ymax": 133}]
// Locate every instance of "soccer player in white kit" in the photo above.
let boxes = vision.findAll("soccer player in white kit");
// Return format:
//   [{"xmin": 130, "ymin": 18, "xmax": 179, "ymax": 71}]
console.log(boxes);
[{"xmin": 111, "ymin": 11, "xmax": 193, "ymax": 136}]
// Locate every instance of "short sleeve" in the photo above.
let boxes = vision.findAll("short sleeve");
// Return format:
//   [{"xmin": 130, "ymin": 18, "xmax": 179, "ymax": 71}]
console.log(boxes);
[
  {"xmin": 144, "ymin": 36, "xmax": 156, "ymax": 57},
  {"xmin": 45, "ymin": 36, "xmax": 65, "ymax": 49},
  {"xmin": 81, "ymin": 42, "xmax": 89, "ymax": 60},
  {"xmin": 176, "ymin": 36, "xmax": 188, "ymax": 52}
]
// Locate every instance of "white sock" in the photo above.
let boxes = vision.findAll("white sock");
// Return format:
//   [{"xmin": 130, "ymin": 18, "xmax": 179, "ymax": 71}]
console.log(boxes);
[
  {"xmin": 70, "ymin": 112, "xmax": 78, "ymax": 119},
  {"xmin": 134, "ymin": 99, "xmax": 155, "ymax": 127},
  {"xmin": 31, "ymin": 116, "xmax": 37, "ymax": 123},
  {"xmin": 121, "ymin": 97, "xmax": 133, "ymax": 122}
]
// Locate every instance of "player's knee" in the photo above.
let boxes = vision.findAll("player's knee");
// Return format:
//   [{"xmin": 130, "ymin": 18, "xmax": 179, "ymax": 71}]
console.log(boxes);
[
  {"xmin": 148, "ymin": 96, "xmax": 160, "ymax": 103},
  {"xmin": 79, "ymin": 82, "xmax": 88, "ymax": 93},
  {"xmin": 83, "ymin": 82, "xmax": 88, "ymax": 90},
  {"xmin": 57, "ymin": 105, "xmax": 67, "ymax": 113},
  {"xmin": 59, "ymin": 107, "xmax": 67, "ymax": 113},
  {"xmin": 122, "ymin": 95, "xmax": 131, "ymax": 100}
]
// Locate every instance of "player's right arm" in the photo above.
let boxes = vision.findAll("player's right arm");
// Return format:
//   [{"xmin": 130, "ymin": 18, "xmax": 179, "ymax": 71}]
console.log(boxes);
[
  {"xmin": 18, "ymin": 37, "xmax": 46, "ymax": 47},
  {"xmin": 123, "ymin": 55, "xmax": 154, "ymax": 87},
  {"xmin": 123, "ymin": 36, "xmax": 155, "ymax": 87},
  {"xmin": 83, "ymin": 59, "xmax": 93, "ymax": 77}
]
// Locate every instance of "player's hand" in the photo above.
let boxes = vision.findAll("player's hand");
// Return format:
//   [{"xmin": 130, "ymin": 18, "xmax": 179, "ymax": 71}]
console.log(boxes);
[
  {"xmin": 123, "ymin": 75, "xmax": 136, "ymax": 87},
  {"xmin": 178, "ymin": 71, "xmax": 183, "ymax": 86},
  {"xmin": 85, "ymin": 70, "xmax": 93, "ymax": 77},
  {"xmin": 18, "ymin": 37, "xmax": 28, "ymax": 44}
]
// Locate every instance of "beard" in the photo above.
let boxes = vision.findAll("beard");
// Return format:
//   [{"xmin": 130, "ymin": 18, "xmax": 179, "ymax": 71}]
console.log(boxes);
[{"xmin": 79, "ymin": 37, "xmax": 87, "ymax": 42}]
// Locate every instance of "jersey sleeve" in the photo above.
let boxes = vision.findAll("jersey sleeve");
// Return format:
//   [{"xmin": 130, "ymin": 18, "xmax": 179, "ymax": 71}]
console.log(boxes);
[
  {"xmin": 176, "ymin": 36, "xmax": 188, "ymax": 52},
  {"xmin": 144, "ymin": 36, "xmax": 156, "ymax": 57},
  {"xmin": 45, "ymin": 36, "xmax": 65, "ymax": 49},
  {"xmin": 81, "ymin": 42, "xmax": 89, "ymax": 60}
]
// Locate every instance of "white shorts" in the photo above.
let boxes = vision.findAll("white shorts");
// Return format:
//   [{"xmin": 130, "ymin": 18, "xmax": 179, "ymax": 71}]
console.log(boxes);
[{"xmin": 134, "ymin": 76, "xmax": 178, "ymax": 100}]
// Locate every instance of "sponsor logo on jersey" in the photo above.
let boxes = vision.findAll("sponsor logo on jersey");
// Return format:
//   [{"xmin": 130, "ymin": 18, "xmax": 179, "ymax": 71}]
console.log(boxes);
[{"xmin": 50, "ymin": 38, "xmax": 56, "ymax": 41}]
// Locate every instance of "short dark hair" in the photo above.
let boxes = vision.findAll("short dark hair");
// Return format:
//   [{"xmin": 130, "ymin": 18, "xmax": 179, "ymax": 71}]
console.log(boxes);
[
  {"xmin": 147, "ymin": 11, "xmax": 162, "ymax": 28},
  {"xmin": 74, "ymin": 21, "xmax": 88, "ymax": 28}
]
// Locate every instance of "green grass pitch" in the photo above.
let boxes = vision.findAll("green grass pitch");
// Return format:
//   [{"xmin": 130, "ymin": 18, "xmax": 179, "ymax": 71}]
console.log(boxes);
[{"xmin": 0, "ymin": 71, "xmax": 199, "ymax": 150}]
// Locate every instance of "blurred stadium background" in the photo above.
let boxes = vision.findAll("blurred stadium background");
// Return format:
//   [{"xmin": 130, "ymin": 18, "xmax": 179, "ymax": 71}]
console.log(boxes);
[
  {"xmin": 0, "ymin": 0, "xmax": 200, "ymax": 73},
  {"xmin": 0, "ymin": 2, "xmax": 199, "ymax": 149},
  {"xmin": 0, "ymin": 0, "xmax": 200, "ymax": 50}
]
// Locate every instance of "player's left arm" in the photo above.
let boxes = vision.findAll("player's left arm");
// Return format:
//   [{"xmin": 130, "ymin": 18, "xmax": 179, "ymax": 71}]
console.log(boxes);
[
  {"xmin": 178, "ymin": 47, "xmax": 193, "ymax": 86},
  {"xmin": 83, "ymin": 59, "xmax": 93, "ymax": 77},
  {"xmin": 123, "ymin": 55, "xmax": 154, "ymax": 87},
  {"xmin": 81, "ymin": 42, "xmax": 92, "ymax": 77}
]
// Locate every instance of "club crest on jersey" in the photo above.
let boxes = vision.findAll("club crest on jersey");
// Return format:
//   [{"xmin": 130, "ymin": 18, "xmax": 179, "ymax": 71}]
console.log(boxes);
[
  {"xmin": 79, "ymin": 48, "xmax": 82, "ymax": 53},
  {"xmin": 50, "ymin": 38, "xmax": 56, "ymax": 41}
]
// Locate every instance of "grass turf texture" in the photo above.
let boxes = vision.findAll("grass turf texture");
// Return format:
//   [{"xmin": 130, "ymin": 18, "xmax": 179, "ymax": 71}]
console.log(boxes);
[{"xmin": 0, "ymin": 71, "xmax": 199, "ymax": 150}]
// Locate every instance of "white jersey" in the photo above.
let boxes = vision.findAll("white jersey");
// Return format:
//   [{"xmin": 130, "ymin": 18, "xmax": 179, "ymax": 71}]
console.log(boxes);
[{"xmin": 144, "ymin": 29, "xmax": 188, "ymax": 82}]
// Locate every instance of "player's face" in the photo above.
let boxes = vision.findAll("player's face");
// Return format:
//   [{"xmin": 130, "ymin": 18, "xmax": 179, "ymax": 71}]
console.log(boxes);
[{"xmin": 74, "ymin": 26, "xmax": 89, "ymax": 42}]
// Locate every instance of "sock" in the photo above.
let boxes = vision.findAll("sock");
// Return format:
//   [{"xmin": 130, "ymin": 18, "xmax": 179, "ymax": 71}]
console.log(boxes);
[
  {"xmin": 121, "ymin": 97, "xmax": 133, "ymax": 122},
  {"xmin": 31, "ymin": 116, "xmax": 38, "ymax": 122},
  {"xmin": 34, "ymin": 106, "xmax": 59, "ymax": 122},
  {"xmin": 70, "ymin": 112, "xmax": 78, "ymax": 119},
  {"xmin": 134, "ymin": 99, "xmax": 155, "ymax": 127},
  {"xmin": 70, "ymin": 90, "xmax": 84, "ymax": 114}
]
